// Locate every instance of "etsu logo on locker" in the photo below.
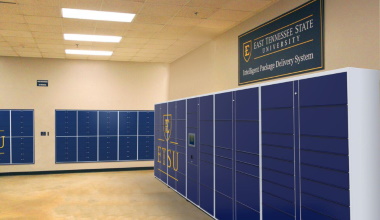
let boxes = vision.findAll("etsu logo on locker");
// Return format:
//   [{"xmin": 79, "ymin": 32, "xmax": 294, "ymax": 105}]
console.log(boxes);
[
  {"xmin": 163, "ymin": 114, "xmax": 172, "ymax": 141},
  {"xmin": 0, "ymin": 130, "xmax": 5, "ymax": 154}
]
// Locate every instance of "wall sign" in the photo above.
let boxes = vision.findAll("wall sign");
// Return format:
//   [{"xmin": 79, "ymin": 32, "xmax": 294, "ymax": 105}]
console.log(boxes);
[
  {"xmin": 238, "ymin": 0, "xmax": 324, "ymax": 85},
  {"xmin": 37, "ymin": 80, "xmax": 48, "ymax": 87}
]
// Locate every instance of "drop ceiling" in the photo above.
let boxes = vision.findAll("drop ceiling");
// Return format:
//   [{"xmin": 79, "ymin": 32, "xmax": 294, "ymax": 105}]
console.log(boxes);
[{"xmin": 0, "ymin": 0, "xmax": 278, "ymax": 63}]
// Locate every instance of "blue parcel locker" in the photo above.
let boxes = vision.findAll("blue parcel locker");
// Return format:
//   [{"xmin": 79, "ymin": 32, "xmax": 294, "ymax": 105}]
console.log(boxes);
[
  {"xmin": 187, "ymin": 97, "xmax": 199, "ymax": 205},
  {"xmin": 12, "ymin": 137, "xmax": 33, "ymax": 163},
  {"xmin": 175, "ymin": 100, "xmax": 187, "ymax": 197},
  {"xmin": 138, "ymin": 136, "xmax": 154, "ymax": 160},
  {"xmin": 119, "ymin": 112, "xmax": 137, "ymax": 135},
  {"xmin": 119, "ymin": 136, "xmax": 137, "ymax": 160},
  {"xmin": 215, "ymin": 92, "xmax": 234, "ymax": 220},
  {"xmin": 139, "ymin": 112, "xmax": 154, "ymax": 135},
  {"xmin": 167, "ymin": 102, "xmax": 177, "ymax": 189},
  {"xmin": 99, "ymin": 136, "xmax": 117, "ymax": 161},
  {"xmin": 78, "ymin": 137, "xmax": 97, "ymax": 162},
  {"xmin": 99, "ymin": 111, "xmax": 118, "ymax": 135},
  {"xmin": 156, "ymin": 103, "xmax": 168, "ymax": 183},
  {"xmin": 11, "ymin": 111, "xmax": 34, "ymax": 137},
  {"xmin": 0, "ymin": 137, "xmax": 11, "ymax": 164},
  {"xmin": 56, "ymin": 137, "xmax": 77, "ymax": 162},
  {"xmin": 199, "ymin": 95, "xmax": 214, "ymax": 215},
  {"xmin": 78, "ymin": 111, "xmax": 97, "ymax": 136},
  {"xmin": 56, "ymin": 110, "xmax": 77, "ymax": 136}
]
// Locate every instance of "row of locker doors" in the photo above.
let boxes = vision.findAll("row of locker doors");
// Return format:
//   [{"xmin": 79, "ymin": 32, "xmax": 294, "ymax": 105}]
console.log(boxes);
[
  {"xmin": 0, "ymin": 110, "xmax": 34, "ymax": 164},
  {"xmin": 155, "ymin": 73, "xmax": 350, "ymax": 220}
]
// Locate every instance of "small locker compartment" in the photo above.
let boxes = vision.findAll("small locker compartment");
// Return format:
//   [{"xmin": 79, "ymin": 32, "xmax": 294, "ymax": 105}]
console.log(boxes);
[
  {"xmin": 99, "ymin": 111, "xmax": 118, "ymax": 136},
  {"xmin": 119, "ymin": 111, "xmax": 137, "ymax": 135},
  {"xmin": 78, "ymin": 137, "xmax": 97, "ymax": 162},
  {"xmin": 119, "ymin": 136, "xmax": 137, "ymax": 160},
  {"xmin": 56, "ymin": 110, "xmax": 77, "ymax": 136},
  {"xmin": 56, "ymin": 137, "xmax": 77, "ymax": 163},
  {"xmin": 99, "ymin": 136, "xmax": 117, "ymax": 161},
  {"xmin": 78, "ymin": 111, "xmax": 97, "ymax": 136},
  {"xmin": 12, "ymin": 137, "xmax": 33, "ymax": 163}
]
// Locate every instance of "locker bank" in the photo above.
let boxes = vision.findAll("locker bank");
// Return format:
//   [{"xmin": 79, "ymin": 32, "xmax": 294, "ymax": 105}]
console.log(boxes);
[{"xmin": 0, "ymin": 0, "xmax": 379, "ymax": 219}]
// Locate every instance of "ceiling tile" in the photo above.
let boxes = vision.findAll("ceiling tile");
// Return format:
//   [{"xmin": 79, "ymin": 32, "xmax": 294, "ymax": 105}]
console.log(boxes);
[
  {"xmin": 25, "ymin": 16, "xmax": 62, "ymax": 25},
  {"xmin": 19, "ymin": 5, "xmax": 61, "ymax": 17},
  {"xmin": 39, "ymin": 48, "xmax": 64, "ymax": 53},
  {"xmin": 17, "ymin": 0, "xmax": 60, "ymax": 7},
  {"xmin": 153, "ymin": 32, "xmax": 185, "ymax": 40},
  {"xmin": 119, "ymin": 37, "xmax": 150, "ymax": 45},
  {"xmin": 209, "ymin": 9, "xmax": 253, "ymax": 21},
  {"xmin": 177, "ymin": 6, "xmax": 217, "ymax": 19},
  {"xmin": 139, "ymin": 3, "xmax": 182, "ymax": 17},
  {"xmin": 101, "ymin": 0, "xmax": 144, "ymax": 14},
  {"xmin": 29, "ymin": 24, "xmax": 62, "ymax": 33},
  {"xmin": 17, "ymin": 51, "xmax": 42, "ymax": 57},
  {"xmin": 32, "ymin": 32, "xmax": 63, "ymax": 40},
  {"xmin": 90, "ymin": 46, "xmax": 117, "ymax": 51},
  {"xmin": 64, "ymin": 45, "xmax": 92, "ymax": 50},
  {"xmin": 221, "ymin": 0, "xmax": 273, "ymax": 12},
  {"xmin": 145, "ymin": 0, "xmax": 189, "ymax": 6},
  {"xmin": 41, "ymin": 52, "xmax": 65, "ymax": 58},
  {"xmin": 114, "ymin": 47, "xmax": 140, "ymax": 53},
  {"xmin": 91, "ymin": 42, "xmax": 119, "ymax": 47},
  {"xmin": 198, "ymin": 19, "xmax": 237, "ymax": 30},
  {"xmin": 95, "ymin": 28, "xmax": 125, "ymax": 36},
  {"xmin": 138, "ymin": 48, "xmax": 165, "ymax": 54},
  {"xmin": 63, "ymin": 26, "xmax": 95, "ymax": 35},
  {"xmin": 0, "ymin": 3, "xmax": 20, "ymax": 15},
  {"xmin": 94, "ymin": 21, "xmax": 130, "ymax": 30},
  {"xmin": 123, "ymin": 30, "xmax": 155, "ymax": 38},
  {"xmin": 142, "ymin": 44, "xmax": 171, "ymax": 50},
  {"xmin": 129, "ymin": 24, "xmax": 164, "ymax": 33},
  {"xmin": 34, "ymin": 38, "xmax": 64, "ymax": 44},
  {"xmin": 38, "ymin": 44, "xmax": 66, "ymax": 49},
  {"xmin": 112, "ymin": 51, "xmax": 137, "ymax": 56},
  {"xmin": 147, "ymin": 38, "xmax": 177, "ymax": 45},
  {"xmin": 0, "ymin": 23, "xmax": 30, "ymax": 31},
  {"xmin": 0, "ymin": 30, "xmax": 32, "ymax": 37},
  {"xmin": 60, "ymin": 0, "xmax": 102, "ymax": 10},
  {"xmin": 134, "ymin": 51, "xmax": 158, "ymax": 58},
  {"xmin": 63, "ymin": 18, "xmax": 96, "ymax": 28},
  {"xmin": 160, "ymin": 25, "xmax": 193, "ymax": 35},
  {"xmin": 0, "ymin": 41, "xmax": 10, "ymax": 47},
  {"xmin": 0, "ymin": 50, "xmax": 18, "ymax": 56},
  {"xmin": 3, "ymin": 36, "xmax": 35, "ymax": 43},
  {"xmin": 110, "ymin": 56, "xmax": 132, "ymax": 61},
  {"xmin": 186, "ymin": 0, "xmax": 231, "ymax": 8},
  {"xmin": 63, "ymin": 40, "xmax": 92, "ymax": 46},
  {"xmin": 0, "ymin": 15, "xmax": 25, "ymax": 23},
  {"xmin": 167, "ymin": 17, "xmax": 202, "ymax": 27},
  {"xmin": 7, "ymin": 42, "xmax": 37, "ymax": 47},
  {"xmin": 12, "ymin": 46, "xmax": 40, "ymax": 53},
  {"xmin": 132, "ymin": 15, "xmax": 172, "ymax": 25}
]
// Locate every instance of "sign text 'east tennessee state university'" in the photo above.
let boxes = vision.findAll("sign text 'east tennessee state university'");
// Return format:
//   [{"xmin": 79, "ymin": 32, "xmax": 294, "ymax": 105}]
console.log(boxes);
[{"xmin": 238, "ymin": 0, "xmax": 324, "ymax": 85}]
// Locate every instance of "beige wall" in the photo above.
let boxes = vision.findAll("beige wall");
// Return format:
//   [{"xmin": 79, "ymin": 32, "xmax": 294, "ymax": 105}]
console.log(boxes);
[
  {"xmin": 0, "ymin": 57, "xmax": 169, "ymax": 173},
  {"xmin": 169, "ymin": 0, "xmax": 380, "ymax": 100}
]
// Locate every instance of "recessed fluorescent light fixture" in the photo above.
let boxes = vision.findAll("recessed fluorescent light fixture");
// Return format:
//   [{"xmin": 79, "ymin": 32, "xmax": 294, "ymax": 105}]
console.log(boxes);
[
  {"xmin": 64, "ymin": 34, "xmax": 122, "ymax": 43},
  {"xmin": 62, "ymin": 8, "xmax": 135, "ymax": 22},
  {"xmin": 65, "ymin": 49, "xmax": 113, "ymax": 56}
]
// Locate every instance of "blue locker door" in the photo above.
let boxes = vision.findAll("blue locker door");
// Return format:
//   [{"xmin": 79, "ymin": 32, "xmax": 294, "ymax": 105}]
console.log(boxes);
[
  {"xmin": 159, "ymin": 103, "xmax": 168, "ymax": 183},
  {"xmin": 119, "ymin": 136, "xmax": 137, "ymax": 160},
  {"xmin": 139, "ymin": 111, "xmax": 154, "ymax": 135},
  {"xmin": 12, "ymin": 137, "xmax": 33, "ymax": 164},
  {"xmin": 176, "ymin": 100, "xmax": 186, "ymax": 196},
  {"xmin": 261, "ymin": 82, "xmax": 296, "ymax": 220},
  {"xmin": 187, "ymin": 97, "xmax": 199, "ymax": 205},
  {"xmin": 99, "ymin": 136, "xmax": 117, "ymax": 161},
  {"xmin": 11, "ymin": 110, "xmax": 34, "ymax": 137},
  {"xmin": 119, "ymin": 112, "xmax": 137, "ymax": 135},
  {"xmin": 154, "ymin": 105, "xmax": 161, "ymax": 180},
  {"xmin": 199, "ymin": 95, "xmax": 214, "ymax": 216},
  {"xmin": 235, "ymin": 88, "xmax": 260, "ymax": 219},
  {"xmin": 78, "ymin": 137, "xmax": 97, "ymax": 162},
  {"xmin": 167, "ymin": 102, "xmax": 177, "ymax": 189},
  {"xmin": 99, "ymin": 111, "xmax": 118, "ymax": 135},
  {"xmin": 0, "ymin": 111, "xmax": 10, "ymax": 137},
  {"xmin": 56, "ymin": 137, "xmax": 77, "ymax": 162},
  {"xmin": 78, "ymin": 111, "xmax": 97, "ymax": 136},
  {"xmin": 299, "ymin": 73, "xmax": 350, "ymax": 220},
  {"xmin": 215, "ymin": 92, "xmax": 234, "ymax": 220},
  {"xmin": 0, "ymin": 137, "xmax": 11, "ymax": 164},
  {"xmin": 56, "ymin": 111, "xmax": 77, "ymax": 136},
  {"xmin": 138, "ymin": 136, "xmax": 154, "ymax": 160}
]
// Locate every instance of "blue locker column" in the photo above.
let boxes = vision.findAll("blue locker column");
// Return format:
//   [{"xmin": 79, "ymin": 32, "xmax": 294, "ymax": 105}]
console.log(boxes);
[
  {"xmin": 56, "ymin": 110, "xmax": 77, "ymax": 163},
  {"xmin": 138, "ymin": 111, "xmax": 154, "ymax": 160},
  {"xmin": 78, "ymin": 111, "xmax": 97, "ymax": 162},
  {"xmin": 119, "ymin": 111, "xmax": 137, "ymax": 160},
  {"xmin": 11, "ymin": 110, "xmax": 34, "ymax": 164},
  {"xmin": 0, "ymin": 110, "xmax": 11, "ymax": 164},
  {"xmin": 199, "ymin": 95, "xmax": 214, "ymax": 216},
  {"xmin": 215, "ymin": 92, "xmax": 234, "ymax": 220},
  {"xmin": 299, "ymin": 73, "xmax": 350, "ymax": 219},
  {"xmin": 154, "ymin": 105, "xmax": 162, "ymax": 179},
  {"xmin": 187, "ymin": 98, "xmax": 199, "ymax": 205},
  {"xmin": 175, "ymin": 100, "xmax": 186, "ymax": 196},
  {"xmin": 99, "ymin": 111, "xmax": 118, "ymax": 161},
  {"xmin": 261, "ymin": 82, "xmax": 296, "ymax": 220},
  {"xmin": 157, "ymin": 103, "xmax": 168, "ymax": 184},
  {"xmin": 234, "ymin": 88, "xmax": 260, "ymax": 219},
  {"xmin": 167, "ymin": 102, "xmax": 177, "ymax": 189}
]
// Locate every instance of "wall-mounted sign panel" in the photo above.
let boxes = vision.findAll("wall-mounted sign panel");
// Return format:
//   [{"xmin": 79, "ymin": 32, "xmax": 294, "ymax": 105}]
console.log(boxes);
[
  {"xmin": 37, "ymin": 80, "xmax": 48, "ymax": 87},
  {"xmin": 238, "ymin": 0, "xmax": 324, "ymax": 85}
]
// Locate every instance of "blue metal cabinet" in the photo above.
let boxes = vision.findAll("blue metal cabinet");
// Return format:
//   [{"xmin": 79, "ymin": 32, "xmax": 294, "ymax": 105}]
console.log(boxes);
[
  {"xmin": 11, "ymin": 111, "xmax": 33, "ymax": 137},
  {"xmin": 99, "ymin": 136, "xmax": 117, "ymax": 161},
  {"xmin": 187, "ymin": 98, "xmax": 199, "ymax": 205},
  {"xmin": 139, "ymin": 112, "xmax": 154, "ymax": 135},
  {"xmin": 119, "ymin": 112, "xmax": 137, "ymax": 135},
  {"xmin": 56, "ymin": 111, "xmax": 77, "ymax": 136},
  {"xmin": 99, "ymin": 111, "xmax": 118, "ymax": 136},
  {"xmin": 78, "ymin": 111, "xmax": 97, "ymax": 136},
  {"xmin": 56, "ymin": 137, "xmax": 77, "ymax": 162},
  {"xmin": 78, "ymin": 137, "xmax": 97, "ymax": 162},
  {"xmin": 119, "ymin": 136, "xmax": 137, "ymax": 160},
  {"xmin": 0, "ymin": 137, "xmax": 11, "ymax": 164},
  {"xmin": 0, "ymin": 111, "xmax": 10, "ymax": 136},
  {"xmin": 138, "ymin": 136, "xmax": 154, "ymax": 160},
  {"xmin": 12, "ymin": 137, "xmax": 33, "ymax": 163},
  {"xmin": 167, "ymin": 102, "xmax": 177, "ymax": 189}
]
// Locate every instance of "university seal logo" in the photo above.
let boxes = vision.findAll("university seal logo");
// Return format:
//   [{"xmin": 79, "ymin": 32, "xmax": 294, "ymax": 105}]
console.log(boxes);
[
  {"xmin": 163, "ymin": 114, "xmax": 172, "ymax": 141},
  {"xmin": 243, "ymin": 40, "xmax": 252, "ymax": 62}
]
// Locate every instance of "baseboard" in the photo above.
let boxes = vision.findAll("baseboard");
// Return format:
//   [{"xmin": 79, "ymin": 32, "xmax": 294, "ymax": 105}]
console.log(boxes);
[{"xmin": 0, "ymin": 166, "xmax": 154, "ymax": 176}]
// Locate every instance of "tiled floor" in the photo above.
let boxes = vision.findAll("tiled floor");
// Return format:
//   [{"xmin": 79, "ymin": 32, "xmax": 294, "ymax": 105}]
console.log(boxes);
[{"xmin": 0, "ymin": 170, "xmax": 213, "ymax": 220}]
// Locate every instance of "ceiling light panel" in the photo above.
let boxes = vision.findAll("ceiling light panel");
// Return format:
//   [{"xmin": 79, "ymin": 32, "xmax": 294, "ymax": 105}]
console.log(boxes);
[
  {"xmin": 62, "ymin": 8, "xmax": 135, "ymax": 22},
  {"xmin": 65, "ymin": 49, "xmax": 113, "ymax": 56},
  {"xmin": 64, "ymin": 34, "xmax": 122, "ymax": 43}
]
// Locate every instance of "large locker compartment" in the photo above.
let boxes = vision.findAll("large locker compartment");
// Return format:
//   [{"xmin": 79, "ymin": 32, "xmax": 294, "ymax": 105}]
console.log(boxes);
[
  {"xmin": 55, "ymin": 110, "xmax": 154, "ymax": 163},
  {"xmin": 0, "ymin": 110, "xmax": 34, "ymax": 165},
  {"xmin": 154, "ymin": 68, "xmax": 380, "ymax": 220}
]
